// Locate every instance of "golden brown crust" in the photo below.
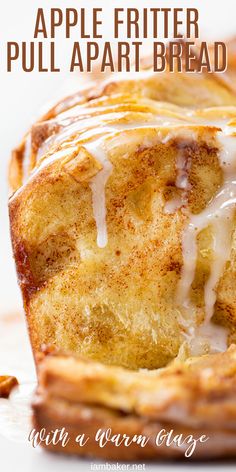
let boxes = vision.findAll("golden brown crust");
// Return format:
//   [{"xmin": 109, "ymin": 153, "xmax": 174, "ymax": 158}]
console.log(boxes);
[
  {"xmin": 33, "ymin": 399, "xmax": 236, "ymax": 460},
  {"xmin": 0, "ymin": 375, "xmax": 18, "ymax": 398},
  {"xmin": 32, "ymin": 346, "xmax": 236, "ymax": 459},
  {"xmin": 9, "ymin": 107, "xmax": 236, "ymax": 369}
]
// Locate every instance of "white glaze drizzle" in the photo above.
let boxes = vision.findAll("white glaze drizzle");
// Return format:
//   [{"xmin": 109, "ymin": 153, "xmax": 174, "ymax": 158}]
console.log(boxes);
[
  {"xmin": 86, "ymin": 125, "xmax": 199, "ymax": 249},
  {"xmin": 165, "ymin": 144, "xmax": 192, "ymax": 214},
  {"xmin": 177, "ymin": 132, "xmax": 236, "ymax": 353},
  {"xmin": 22, "ymin": 133, "xmax": 32, "ymax": 180},
  {"xmin": 84, "ymin": 139, "xmax": 113, "ymax": 249},
  {"xmin": 17, "ymin": 93, "xmax": 236, "ymax": 354}
]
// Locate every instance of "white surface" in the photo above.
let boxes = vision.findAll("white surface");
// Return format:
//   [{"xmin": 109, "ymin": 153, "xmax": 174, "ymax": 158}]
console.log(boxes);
[{"xmin": 0, "ymin": 0, "xmax": 236, "ymax": 470}]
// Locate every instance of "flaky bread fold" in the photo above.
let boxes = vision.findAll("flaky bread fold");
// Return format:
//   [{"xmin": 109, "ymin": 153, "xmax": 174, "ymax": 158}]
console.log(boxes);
[{"xmin": 33, "ymin": 345, "xmax": 236, "ymax": 460}]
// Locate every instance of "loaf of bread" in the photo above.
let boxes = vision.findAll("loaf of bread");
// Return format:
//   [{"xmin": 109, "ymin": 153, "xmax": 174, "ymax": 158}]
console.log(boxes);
[{"xmin": 9, "ymin": 40, "xmax": 236, "ymax": 459}]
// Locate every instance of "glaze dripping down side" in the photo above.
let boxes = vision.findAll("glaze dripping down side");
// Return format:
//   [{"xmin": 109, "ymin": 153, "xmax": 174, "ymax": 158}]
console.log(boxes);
[{"xmin": 177, "ymin": 132, "xmax": 236, "ymax": 354}]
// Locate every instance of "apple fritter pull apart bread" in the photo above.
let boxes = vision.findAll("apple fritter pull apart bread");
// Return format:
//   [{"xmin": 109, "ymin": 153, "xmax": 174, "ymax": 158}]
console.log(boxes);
[{"xmin": 9, "ymin": 40, "xmax": 236, "ymax": 458}]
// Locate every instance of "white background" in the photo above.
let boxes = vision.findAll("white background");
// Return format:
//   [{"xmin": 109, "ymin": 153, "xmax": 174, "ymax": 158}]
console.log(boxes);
[{"xmin": 0, "ymin": 0, "xmax": 235, "ymax": 470}]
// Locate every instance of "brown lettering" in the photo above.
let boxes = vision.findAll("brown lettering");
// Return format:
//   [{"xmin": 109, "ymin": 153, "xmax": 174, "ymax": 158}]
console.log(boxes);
[
  {"xmin": 51, "ymin": 42, "xmax": 60, "ymax": 72},
  {"xmin": 101, "ymin": 42, "xmax": 114, "ymax": 72},
  {"xmin": 185, "ymin": 42, "xmax": 196, "ymax": 72},
  {"xmin": 70, "ymin": 42, "xmax": 83, "ymax": 72},
  {"xmin": 93, "ymin": 8, "xmax": 102, "ymax": 38},
  {"xmin": 197, "ymin": 42, "xmax": 211, "ymax": 72},
  {"xmin": 50, "ymin": 8, "xmax": 63, "ymax": 38},
  {"xmin": 187, "ymin": 9, "xmax": 199, "ymax": 39},
  {"xmin": 81, "ymin": 8, "xmax": 90, "ymax": 38},
  {"xmin": 173, "ymin": 9, "xmax": 183, "ymax": 38},
  {"xmin": 66, "ymin": 9, "xmax": 78, "ymax": 38},
  {"xmin": 87, "ymin": 42, "xmax": 99, "ymax": 71},
  {"xmin": 114, "ymin": 8, "xmax": 124, "ymax": 38},
  {"xmin": 7, "ymin": 42, "xmax": 19, "ymax": 71},
  {"xmin": 162, "ymin": 8, "xmax": 171, "ymax": 38},
  {"xmin": 22, "ymin": 42, "xmax": 34, "ymax": 72},
  {"xmin": 133, "ymin": 41, "xmax": 142, "ymax": 71},
  {"xmin": 169, "ymin": 42, "xmax": 182, "ymax": 71},
  {"xmin": 214, "ymin": 42, "xmax": 227, "ymax": 72},
  {"xmin": 117, "ymin": 42, "xmax": 130, "ymax": 71},
  {"xmin": 153, "ymin": 42, "xmax": 166, "ymax": 72},
  {"xmin": 38, "ymin": 42, "xmax": 47, "ymax": 71},
  {"xmin": 127, "ymin": 9, "xmax": 139, "ymax": 38},
  {"xmin": 150, "ymin": 8, "xmax": 160, "ymax": 38},
  {"xmin": 34, "ymin": 8, "xmax": 47, "ymax": 38}
]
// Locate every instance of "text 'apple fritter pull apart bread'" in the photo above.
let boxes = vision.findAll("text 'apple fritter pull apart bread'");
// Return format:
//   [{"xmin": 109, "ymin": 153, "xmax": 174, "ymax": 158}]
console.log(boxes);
[{"xmin": 9, "ymin": 40, "xmax": 236, "ymax": 459}]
